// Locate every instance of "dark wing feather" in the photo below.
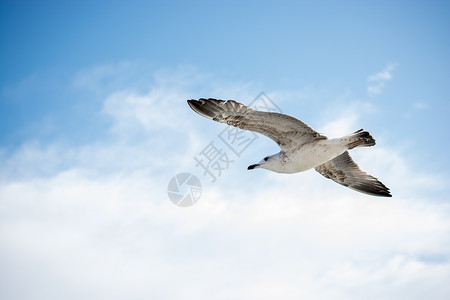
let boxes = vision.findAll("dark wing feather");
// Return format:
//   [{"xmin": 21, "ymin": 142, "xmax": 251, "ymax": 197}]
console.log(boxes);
[
  {"xmin": 187, "ymin": 98, "xmax": 326, "ymax": 150},
  {"xmin": 315, "ymin": 151, "xmax": 391, "ymax": 197}
]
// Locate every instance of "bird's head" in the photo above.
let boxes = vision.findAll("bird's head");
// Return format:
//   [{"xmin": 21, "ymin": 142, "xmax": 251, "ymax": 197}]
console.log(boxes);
[{"xmin": 247, "ymin": 154, "xmax": 281, "ymax": 172}]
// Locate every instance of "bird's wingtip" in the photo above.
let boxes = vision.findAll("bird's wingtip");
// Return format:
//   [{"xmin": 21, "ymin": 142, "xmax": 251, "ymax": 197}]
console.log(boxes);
[{"xmin": 187, "ymin": 99, "xmax": 200, "ymax": 111}]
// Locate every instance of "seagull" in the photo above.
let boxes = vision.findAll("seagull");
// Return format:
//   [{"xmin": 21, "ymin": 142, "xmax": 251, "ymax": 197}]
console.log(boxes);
[{"xmin": 187, "ymin": 98, "xmax": 391, "ymax": 197}]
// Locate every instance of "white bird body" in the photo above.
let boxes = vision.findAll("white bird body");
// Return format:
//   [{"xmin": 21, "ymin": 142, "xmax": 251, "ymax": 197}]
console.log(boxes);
[{"xmin": 274, "ymin": 139, "xmax": 349, "ymax": 174}]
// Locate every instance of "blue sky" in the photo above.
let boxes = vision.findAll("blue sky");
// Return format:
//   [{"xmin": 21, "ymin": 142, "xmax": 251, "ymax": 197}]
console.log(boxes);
[
  {"xmin": 1, "ymin": 1, "xmax": 450, "ymax": 299},
  {"xmin": 1, "ymin": 0, "xmax": 449, "ymax": 168}
]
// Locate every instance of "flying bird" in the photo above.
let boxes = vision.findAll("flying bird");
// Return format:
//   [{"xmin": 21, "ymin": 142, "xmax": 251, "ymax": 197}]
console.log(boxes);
[{"xmin": 187, "ymin": 98, "xmax": 391, "ymax": 197}]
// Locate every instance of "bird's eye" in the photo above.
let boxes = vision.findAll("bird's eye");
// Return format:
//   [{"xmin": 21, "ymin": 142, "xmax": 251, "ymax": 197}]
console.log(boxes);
[{"xmin": 264, "ymin": 157, "xmax": 269, "ymax": 161}]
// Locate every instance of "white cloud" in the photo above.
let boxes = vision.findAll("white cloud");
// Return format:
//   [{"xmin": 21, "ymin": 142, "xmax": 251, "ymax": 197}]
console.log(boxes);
[
  {"xmin": 1, "ymin": 66, "xmax": 449, "ymax": 300},
  {"xmin": 367, "ymin": 63, "xmax": 397, "ymax": 97},
  {"xmin": 1, "ymin": 156, "xmax": 449, "ymax": 300}
]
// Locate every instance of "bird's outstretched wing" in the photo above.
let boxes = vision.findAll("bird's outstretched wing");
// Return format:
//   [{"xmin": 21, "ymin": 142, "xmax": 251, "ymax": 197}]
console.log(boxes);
[
  {"xmin": 315, "ymin": 151, "xmax": 391, "ymax": 197},
  {"xmin": 187, "ymin": 98, "xmax": 326, "ymax": 150}
]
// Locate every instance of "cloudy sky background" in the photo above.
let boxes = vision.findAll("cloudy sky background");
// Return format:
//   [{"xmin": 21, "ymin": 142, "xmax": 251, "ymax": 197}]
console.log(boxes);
[{"xmin": 1, "ymin": 1, "xmax": 450, "ymax": 299}]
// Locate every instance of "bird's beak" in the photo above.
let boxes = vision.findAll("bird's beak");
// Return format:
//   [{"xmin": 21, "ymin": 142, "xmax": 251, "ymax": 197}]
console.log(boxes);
[{"xmin": 247, "ymin": 164, "xmax": 260, "ymax": 170}]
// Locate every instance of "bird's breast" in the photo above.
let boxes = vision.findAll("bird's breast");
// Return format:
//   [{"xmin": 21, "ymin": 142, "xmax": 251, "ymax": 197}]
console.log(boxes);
[{"xmin": 283, "ymin": 141, "xmax": 347, "ymax": 173}]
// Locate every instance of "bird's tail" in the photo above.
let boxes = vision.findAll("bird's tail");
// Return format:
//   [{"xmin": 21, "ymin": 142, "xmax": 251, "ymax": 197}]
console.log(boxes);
[{"xmin": 344, "ymin": 129, "xmax": 376, "ymax": 149}]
